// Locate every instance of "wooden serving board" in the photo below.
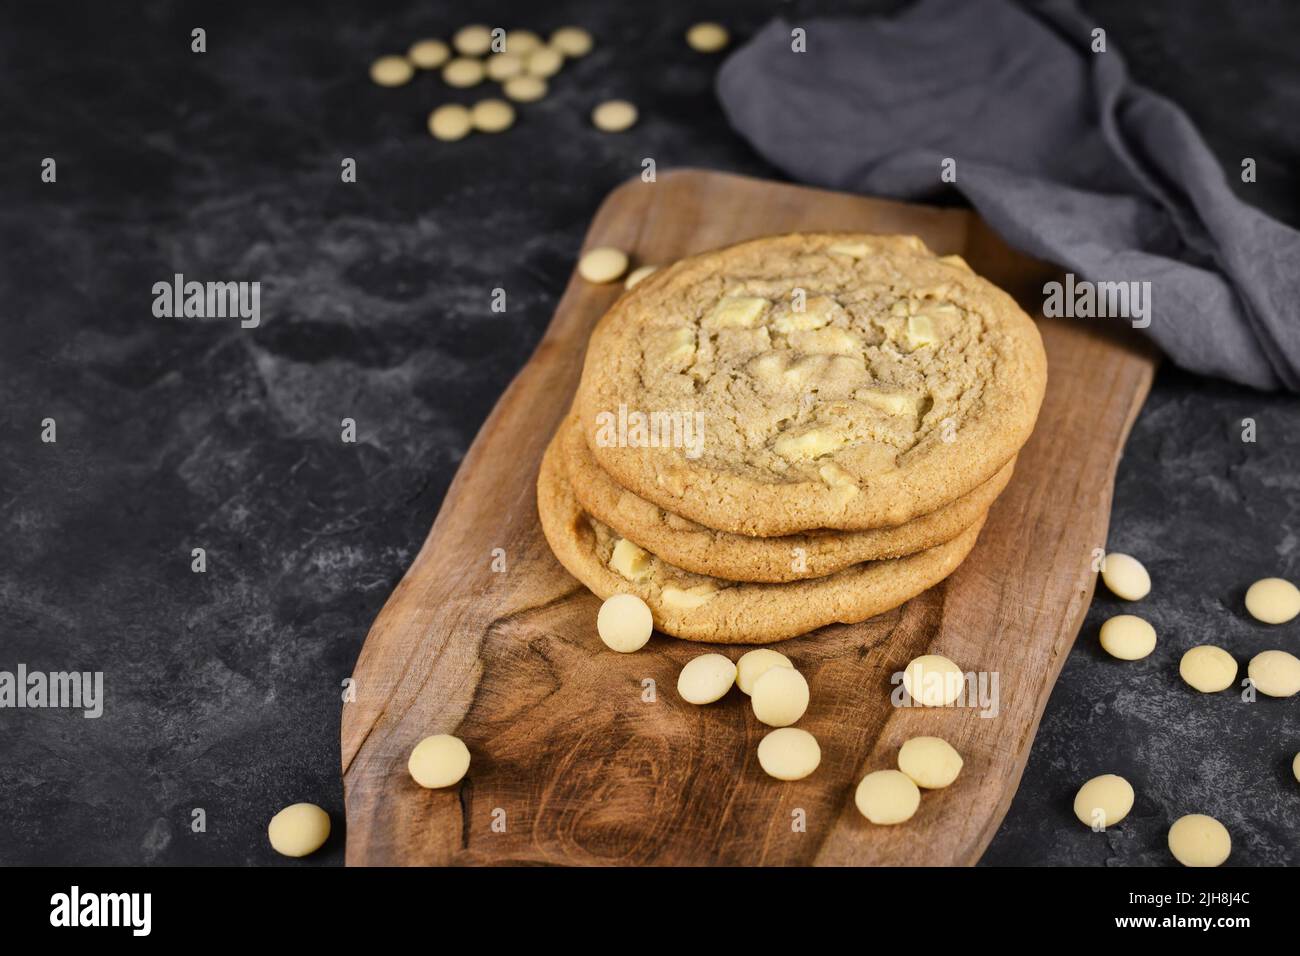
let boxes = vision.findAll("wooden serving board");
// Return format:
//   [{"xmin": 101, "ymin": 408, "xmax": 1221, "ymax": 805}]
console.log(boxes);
[{"xmin": 341, "ymin": 169, "xmax": 1156, "ymax": 866}]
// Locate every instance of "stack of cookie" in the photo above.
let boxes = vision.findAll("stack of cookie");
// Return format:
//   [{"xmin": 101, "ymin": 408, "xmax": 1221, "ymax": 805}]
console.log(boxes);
[{"xmin": 538, "ymin": 233, "xmax": 1047, "ymax": 643}]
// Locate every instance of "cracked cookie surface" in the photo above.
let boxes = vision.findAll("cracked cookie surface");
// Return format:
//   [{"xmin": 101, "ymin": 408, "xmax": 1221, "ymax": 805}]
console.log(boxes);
[
  {"xmin": 537, "ymin": 429, "xmax": 986, "ymax": 643},
  {"xmin": 574, "ymin": 232, "xmax": 1045, "ymax": 536},
  {"xmin": 561, "ymin": 412, "xmax": 1012, "ymax": 582}
]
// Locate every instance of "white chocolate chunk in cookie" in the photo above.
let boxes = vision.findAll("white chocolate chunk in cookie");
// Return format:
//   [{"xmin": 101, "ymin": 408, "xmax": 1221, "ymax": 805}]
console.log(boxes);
[
  {"xmin": 774, "ymin": 427, "xmax": 845, "ymax": 461},
  {"xmin": 661, "ymin": 583, "xmax": 717, "ymax": 610},
  {"xmin": 609, "ymin": 538, "xmax": 652, "ymax": 581},
  {"xmin": 771, "ymin": 295, "xmax": 844, "ymax": 333},
  {"xmin": 781, "ymin": 355, "xmax": 821, "ymax": 387},
  {"xmin": 817, "ymin": 461, "xmax": 858, "ymax": 489},
  {"xmin": 704, "ymin": 295, "xmax": 769, "ymax": 329},
  {"xmin": 650, "ymin": 327, "xmax": 696, "ymax": 366},
  {"xmin": 906, "ymin": 314, "xmax": 939, "ymax": 349},
  {"xmin": 787, "ymin": 327, "xmax": 861, "ymax": 355},
  {"xmin": 859, "ymin": 388, "xmax": 924, "ymax": 418},
  {"xmin": 939, "ymin": 254, "xmax": 973, "ymax": 272},
  {"xmin": 827, "ymin": 242, "xmax": 871, "ymax": 258},
  {"xmin": 747, "ymin": 352, "xmax": 784, "ymax": 384}
]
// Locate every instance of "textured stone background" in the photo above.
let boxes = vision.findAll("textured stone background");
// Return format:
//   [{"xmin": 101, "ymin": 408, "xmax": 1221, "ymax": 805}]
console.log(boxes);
[{"xmin": 0, "ymin": 0, "xmax": 1296, "ymax": 865}]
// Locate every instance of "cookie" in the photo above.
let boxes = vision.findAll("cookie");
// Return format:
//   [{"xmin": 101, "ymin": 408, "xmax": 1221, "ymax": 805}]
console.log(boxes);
[
  {"xmin": 574, "ymin": 232, "xmax": 1045, "ymax": 536},
  {"xmin": 561, "ymin": 412, "xmax": 1012, "ymax": 582},
  {"xmin": 537, "ymin": 430, "xmax": 986, "ymax": 643}
]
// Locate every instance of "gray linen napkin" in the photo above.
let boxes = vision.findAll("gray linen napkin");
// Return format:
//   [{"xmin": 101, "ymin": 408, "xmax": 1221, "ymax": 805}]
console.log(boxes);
[{"xmin": 716, "ymin": 0, "xmax": 1300, "ymax": 391}]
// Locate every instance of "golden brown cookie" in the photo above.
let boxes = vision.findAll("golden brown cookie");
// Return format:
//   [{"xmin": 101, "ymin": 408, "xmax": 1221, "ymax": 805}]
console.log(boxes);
[
  {"xmin": 537, "ymin": 430, "xmax": 985, "ymax": 643},
  {"xmin": 560, "ymin": 413, "xmax": 1011, "ymax": 582},
  {"xmin": 574, "ymin": 232, "xmax": 1045, "ymax": 536}
]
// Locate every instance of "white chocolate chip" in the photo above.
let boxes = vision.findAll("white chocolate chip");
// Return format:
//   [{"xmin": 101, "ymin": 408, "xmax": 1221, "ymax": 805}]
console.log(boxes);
[
  {"xmin": 854, "ymin": 770, "xmax": 920, "ymax": 825},
  {"xmin": 939, "ymin": 253, "xmax": 973, "ymax": 272},
  {"xmin": 1244, "ymin": 577, "xmax": 1300, "ymax": 624},
  {"xmin": 1293, "ymin": 752, "xmax": 1300, "ymax": 784},
  {"xmin": 1098, "ymin": 614, "xmax": 1157, "ymax": 660},
  {"xmin": 578, "ymin": 246, "xmax": 629, "ymax": 283},
  {"xmin": 370, "ymin": 55, "xmax": 414, "ymax": 87},
  {"xmin": 452, "ymin": 24, "xmax": 493, "ymax": 56},
  {"xmin": 1179, "ymin": 645, "xmax": 1238, "ymax": 693},
  {"xmin": 470, "ymin": 98, "xmax": 515, "ymax": 133},
  {"xmin": 735, "ymin": 648, "xmax": 793, "ymax": 695},
  {"xmin": 550, "ymin": 26, "xmax": 594, "ymax": 58},
  {"xmin": 686, "ymin": 22, "xmax": 730, "ymax": 53},
  {"xmin": 677, "ymin": 653, "xmax": 737, "ymax": 704},
  {"xmin": 902, "ymin": 654, "xmax": 964, "ymax": 707},
  {"xmin": 1072, "ymin": 774, "xmax": 1133, "ymax": 828},
  {"xmin": 596, "ymin": 593, "xmax": 653, "ymax": 652},
  {"xmin": 525, "ymin": 46, "xmax": 564, "ymax": 78},
  {"xmin": 1247, "ymin": 649, "xmax": 1300, "ymax": 698},
  {"xmin": 1100, "ymin": 552, "xmax": 1150, "ymax": 601},
  {"xmin": 624, "ymin": 264, "xmax": 658, "ymax": 289},
  {"xmin": 503, "ymin": 75, "xmax": 547, "ymax": 102},
  {"xmin": 592, "ymin": 100, "xmax": 638, "ymax": 132},
  {"xmin": 504, "ymin": 30, "xmax": 542, "ymax": 55},
  {"xmin": 408, "ymin": 39, "xmax": 451, "ymax": 70},
  {"xmin": 443, "ymin": 57, "xmax": 486, "ymax": 88},
  {"xmin": 750, "ymin": 665, "xmax": 809, "ymax": 727},
  {"xmin": 897, "ymin": 736, "xmax": 963, "ymax": 789},
  {"xmin": 485, "ymin": 52, "xmax": 525, "ymax": 81},
  {"xmin": 268, "ymin": 803, "xmax": 331, "ymax": 857},
  {"xmin": 428, "ymin": 105, "xmax": 472, "ymax": 142},
  {"xmin": 757, "ymin": 728, "xmax": 821, "ymax": 781},
  {"xmin": 407, "ymin": 734, "xmax": 471, "ymax": 789},
  {"xmin": 1168, "ymin": 814, "xmax": 1230, "ymax": 867}
]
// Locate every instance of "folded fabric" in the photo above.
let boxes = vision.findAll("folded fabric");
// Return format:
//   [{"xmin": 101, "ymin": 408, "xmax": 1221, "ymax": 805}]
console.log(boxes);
[{"xmin": 717, "ymin": 0, "xmax": 1300, "ymax": 391}]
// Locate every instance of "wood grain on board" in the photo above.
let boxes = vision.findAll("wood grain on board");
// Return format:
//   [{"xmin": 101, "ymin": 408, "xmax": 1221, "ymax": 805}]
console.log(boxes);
[{"xmin": 341, "ymin": 169, "xmax": 1157, "ymax": 866}]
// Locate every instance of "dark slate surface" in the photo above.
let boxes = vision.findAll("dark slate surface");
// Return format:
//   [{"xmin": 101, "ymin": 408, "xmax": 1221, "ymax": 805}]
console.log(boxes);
[{"xmin": 0, "ymin": 0, "xmax": 1296, "ymax": 866}]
